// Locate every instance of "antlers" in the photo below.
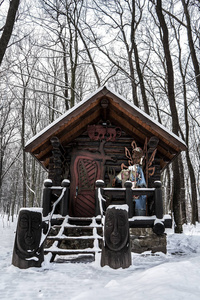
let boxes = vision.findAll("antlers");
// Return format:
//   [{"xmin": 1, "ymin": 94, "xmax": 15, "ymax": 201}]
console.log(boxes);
[{"xmin": 123, "ymin": 138, "xmax": 158, "ymax": 182}]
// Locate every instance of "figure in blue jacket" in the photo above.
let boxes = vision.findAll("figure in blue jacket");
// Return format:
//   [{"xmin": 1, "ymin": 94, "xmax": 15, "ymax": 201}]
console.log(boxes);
[{"xmin": 128, "ymin": 164, "xmax": 146, "ymax": 216}]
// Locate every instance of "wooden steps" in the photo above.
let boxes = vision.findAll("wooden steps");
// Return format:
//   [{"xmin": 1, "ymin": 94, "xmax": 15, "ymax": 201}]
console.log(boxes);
[{"xmin": 44, "ymin": 215, "xmax": 103, "ymax": 262}]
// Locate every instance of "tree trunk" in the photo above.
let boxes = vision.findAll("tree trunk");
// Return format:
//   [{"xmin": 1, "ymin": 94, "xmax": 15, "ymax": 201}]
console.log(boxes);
[
  {"xmin": 181, "ymin": 0, "xmax": 200, "ymax": 104},
  {"xmin": 22, "ymin": 87, "xmax": 27, "ymax": 207},
  {"xmin": 76, "ymin": 26, "xmax": 101, "ymax": 88},
  {"xmin": 155, "ymin": 0, "xmax": 183, "ymax": 232},
  {"xmin": 132, "ymin": 39, "xmax": 150, "ymax": 114},
  {"xmin": 178, "ymin": 155, "xmax": 186, "ymax": 224},
  {"xmin": 59, "ymin": 36, "xmax": 69, "ymax": 110},
  {"xmin": 0, "ymin": 0, "xmax": 20, "ymax": 65},
  {"xmin": 176, "ymin": 25, "xmax": 199, "ymax": 224},
  {"xmin": 29, "ymin": 157, "xmax": 36, "ymax": 207},
  {"xmin": 172, "ymin": 159, "xmax": 183, "ymax": 233},
  {"xmin": 130, "ymin": 0, "xmax": 150, "ymax": 114},
  {"xmin": 186, "ymin": 150, "xmax": 199, "ymax": 224}
]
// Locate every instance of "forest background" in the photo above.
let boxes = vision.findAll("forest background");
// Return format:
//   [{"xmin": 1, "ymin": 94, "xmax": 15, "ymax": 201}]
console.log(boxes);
[{"xmin": 0, "ymin": 0, "xmax": 200, "ymax": 233}]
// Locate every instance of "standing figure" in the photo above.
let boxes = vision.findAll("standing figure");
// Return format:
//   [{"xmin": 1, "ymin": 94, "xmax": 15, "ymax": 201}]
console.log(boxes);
[
  {"xmin": 128, "ymin": 163, "xmax": 147, "ymax": 216},
  {"xmin": 115, "ymin": 144, "xmax": 147, "ymax": 216}
]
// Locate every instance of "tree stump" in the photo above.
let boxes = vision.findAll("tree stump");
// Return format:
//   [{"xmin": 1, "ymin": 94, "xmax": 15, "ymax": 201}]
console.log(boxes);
[
  {"xmin": 12, "ymin": 208, "xmax": 44, "ymax": 269},
  {"xmin": 101, "ymin": 205, "xmax": 132, "ymax": 269}
]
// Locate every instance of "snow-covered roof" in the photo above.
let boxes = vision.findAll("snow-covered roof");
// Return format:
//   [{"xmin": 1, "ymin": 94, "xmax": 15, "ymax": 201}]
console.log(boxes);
[
  {"xmin": 105, "ymin": 87, "xmax": 187, "ymax": 148},
  {"xmin": 25, "ymin": 86, "xmax": 105, "ymax": 148},
  {"xmin": 25, "ymin": 86, "xmax": 187, "ymax": 170}
]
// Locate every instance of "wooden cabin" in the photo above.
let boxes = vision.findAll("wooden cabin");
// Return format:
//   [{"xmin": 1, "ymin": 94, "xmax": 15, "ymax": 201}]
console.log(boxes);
[
  {"xmin": 20, "ymin": 85, "xmax": 189, "ymax": 262},
  {"xmin": 25, "ymin": 86, "xmax": 186, "ymax": 219}
]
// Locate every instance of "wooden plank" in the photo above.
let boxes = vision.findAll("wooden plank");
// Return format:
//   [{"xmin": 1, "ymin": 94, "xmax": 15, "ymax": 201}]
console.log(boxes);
[
  {"xmin": 47, "ymin": 236, "xmax": 102, "ymax": 240},
  {"xmin": 44, "ymin": 249, "xmax": 99, "ymax": 255},
  {"xmin": 129, "ymin": 217, "xmax": 172, "ymax": 228}
]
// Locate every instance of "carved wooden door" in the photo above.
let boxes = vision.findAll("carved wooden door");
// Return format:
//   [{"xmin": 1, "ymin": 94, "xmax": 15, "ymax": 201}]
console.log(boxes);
[{"xmin": 70, "ymin": 155, "xmax": 101, "ymax": 217}]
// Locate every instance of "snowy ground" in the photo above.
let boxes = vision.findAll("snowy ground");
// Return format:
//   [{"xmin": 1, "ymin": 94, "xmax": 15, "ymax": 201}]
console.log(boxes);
[{"xmin": 1, "ymin": 215, "xmax": 200, "ymax": 300}]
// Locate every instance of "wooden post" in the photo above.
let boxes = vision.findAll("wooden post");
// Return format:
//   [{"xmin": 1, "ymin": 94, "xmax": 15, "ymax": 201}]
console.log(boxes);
[
  {"xmin": 12, "ymin": 208, "xmax": 44, "ymax": 269},
  {"xmin": 154, "ymin": 180, "xmax": 163, "ymax": 219},
  {"xmin": 60, "ymin": 179, "xmax": 70, "ymax": 216},
  {"xmin": 42, "ymin": 179, "xmax": 52, "ymax": 217},
  {"xmin": 101, "ymin": 206, "xmax": 132, "ymax": 269},
  {"xmin": 95, "ymin": 180, "xmax": 105, "ymax": 216},
  {"xmin": 125, "ymin": 181, "xmax": 133, "ymax": 218},
  {"xmin": 49, "ymin": 136, "xmax": 64, "ymax": 186},
  {"xmin": 153, "ymin": 180, "xmax": 165, "ymax": 235}
]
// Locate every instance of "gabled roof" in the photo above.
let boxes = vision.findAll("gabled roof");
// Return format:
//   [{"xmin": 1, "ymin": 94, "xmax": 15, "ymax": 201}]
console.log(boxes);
[{"xmin": 25, "ymin": 86, "xmax": 187, "ymax": 170}]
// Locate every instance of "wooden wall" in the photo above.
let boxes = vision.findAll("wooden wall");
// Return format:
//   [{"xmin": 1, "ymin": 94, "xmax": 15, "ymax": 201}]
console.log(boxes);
[{"xmin": 62, "ymin": 124, "xmax": 161, "ymax": 188}]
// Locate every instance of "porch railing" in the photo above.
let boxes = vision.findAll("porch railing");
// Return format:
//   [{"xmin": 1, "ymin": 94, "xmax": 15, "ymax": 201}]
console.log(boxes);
[{"xmin": 95, "ymin": 179, "xmax": 172, "ymax": 235}]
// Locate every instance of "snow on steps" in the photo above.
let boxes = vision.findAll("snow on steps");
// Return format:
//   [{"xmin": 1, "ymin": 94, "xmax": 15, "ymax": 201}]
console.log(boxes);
[{"xmin": 44, "ymin": 215, "xmax": 103, "ymax": 261}]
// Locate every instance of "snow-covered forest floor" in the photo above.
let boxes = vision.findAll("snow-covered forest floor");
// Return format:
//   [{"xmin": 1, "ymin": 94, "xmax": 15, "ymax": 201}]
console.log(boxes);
[{"xmin": 1, "ymin": 215, "xmax": 200, "ymax": 300}]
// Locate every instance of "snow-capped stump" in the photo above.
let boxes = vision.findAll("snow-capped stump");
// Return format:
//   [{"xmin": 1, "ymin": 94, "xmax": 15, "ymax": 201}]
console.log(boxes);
[
  {"xmin": 101, "ymin": 205, "xmax": 131, "ymax": 269},
  {"xmin": 12, "ymin": 208, "xmax": 44, "ymax": 269}
]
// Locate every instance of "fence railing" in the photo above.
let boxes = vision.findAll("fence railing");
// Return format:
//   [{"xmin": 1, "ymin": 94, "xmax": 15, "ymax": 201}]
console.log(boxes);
[
  {"xmin": 41, "ymin": 178, "xmax": 172, "ymax": 235},
  {"xmin": 42, "ymin": 179, "xmax": 70, "ymax": 217},
  {"xmin": 95, "ymin": 179, "xmax": 172, "ymax": 235}
]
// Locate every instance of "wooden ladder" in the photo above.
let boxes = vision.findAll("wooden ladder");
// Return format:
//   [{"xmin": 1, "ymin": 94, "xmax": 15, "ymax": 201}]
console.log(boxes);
[{"xmin": 44, "ymin": 215, "xmax": 103, "ymax": 262}]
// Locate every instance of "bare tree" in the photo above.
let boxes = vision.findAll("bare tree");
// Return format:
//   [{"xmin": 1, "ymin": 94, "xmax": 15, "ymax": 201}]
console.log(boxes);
[
  {"xmin": 85, "ymin": 0, "xmax": 150, "ymax": 109},
  {"xmin": 0, "ymin": 0, "xmax": 20, "ymax": 66},
  {"xmin": 172, "ymin": 19, "xmax": 199, "ymax": 224},
  {"xmin": 39, "ymin": 0, "xmax": 94, "ymax": 108},
  {"xmin": 154, "ymin": 0, "xmax": 184, "ymax": 232},
  {"xmin": 181, "ymin": 0, "xmax": 200, "ymax": 104},
  {"xmin": 0, "ymin": 100, "xmax": 18, "ymax": 203}
]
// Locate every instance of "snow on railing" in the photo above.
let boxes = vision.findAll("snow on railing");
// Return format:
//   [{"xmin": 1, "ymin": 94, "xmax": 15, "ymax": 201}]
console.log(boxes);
[{"xmin": 40, "ymin": 182, "xmax": 67, "ymax": 248}]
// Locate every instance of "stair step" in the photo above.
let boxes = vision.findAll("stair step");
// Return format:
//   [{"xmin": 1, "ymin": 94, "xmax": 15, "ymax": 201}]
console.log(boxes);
[
  {"xmin": 47, "ymin": 235, "xmax": 103, "ymax": 240},
  {"xmin": 68, "ymin": 219, "xmax": 101, "ymax": 226},
  {"xmin": 51, "ymin": 224, "xmax": 102, "ymax": 229},
  {"xmin": 43, "ymin": 215, "xmax": 103, "ymax": 261},
  {"xmin": 51, "ymin": 216, "xmax": 101, "ymax": 221},
  {"xmin": 44, "ymin": 249, "xmax": 101, "ymax": 255},
  {"xmin": 68, "ymin": 217, "xmax": 101, "ymax": 221},
  {"xmin": 50, "ymin": 216, "xmax": 102, "ymax": 227}
]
